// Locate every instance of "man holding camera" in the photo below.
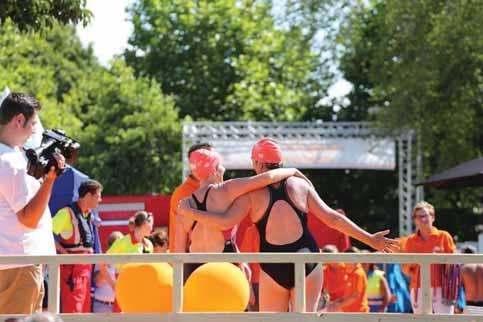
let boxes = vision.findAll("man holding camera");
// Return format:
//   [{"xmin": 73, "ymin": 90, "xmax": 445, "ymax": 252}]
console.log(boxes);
[
  {"xmin": 52, "ymin": 179, "xmax": 102, "ymax": 313},
  {"xmin": 0, "ymin": 91, "xmax": 65, "ymax": 314}
]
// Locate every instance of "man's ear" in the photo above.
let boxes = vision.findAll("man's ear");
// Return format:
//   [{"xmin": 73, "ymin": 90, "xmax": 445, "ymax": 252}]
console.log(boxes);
[{"xmin": 13, "ymin": 113, "xmax": 26, "ymax": 128}]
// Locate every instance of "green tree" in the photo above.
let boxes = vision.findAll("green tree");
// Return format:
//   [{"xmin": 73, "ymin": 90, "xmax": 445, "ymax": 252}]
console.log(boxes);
[
  {"xmin": 0, "ymin": 0, "xmax": 91, "ymax": 32},
  {"xmin": 125, "ymin": 0, "xmax": 326, "ymax": 121},
  {"xmin": 338, "ymin": 0, "xmax": 483, "ymax": 220},
  {"xmin": 0, "ymin": 22, "xmax": 181, "ymax": 194}
]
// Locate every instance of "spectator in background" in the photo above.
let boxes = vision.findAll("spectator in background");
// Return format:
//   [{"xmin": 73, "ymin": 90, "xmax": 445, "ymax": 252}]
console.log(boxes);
[
  {"xmin": 128, "ymin": 216, "xmax": 135, "ymax": 233},
  {"xmin": 52, "ymin": 179, "xmax": 103, "ymax": 313},
  {"xmin": 320, "ymin": 245, "xmax": 349, "ymax": 312},
  {"xmin": 461, "ymin": 246, "xmax": 483, "ymax": 312},
  {"xmin": 150, "ymin": 228, "xmax": 169, "ymax": 253},
  {"xmin": 0, "ymin": 91, "xmax": 64, "ymax": 314},
  {"xmin": 168, "ymin": 143, "xmax": 214, "ymax": 252},
  {"xmin": 92, "ymin": 231, "xmax": 123, "ymax": 313},
  {"xmin": 401, "ymin": 201, "xmax": 456, "ymax": 314},
  {"xmin": 337, "ymin": 247, "xmax": 369, "ymax": 313},
  {"xmin": 361, "ymin": 256, "xmax": 392, "ymax": 312}
]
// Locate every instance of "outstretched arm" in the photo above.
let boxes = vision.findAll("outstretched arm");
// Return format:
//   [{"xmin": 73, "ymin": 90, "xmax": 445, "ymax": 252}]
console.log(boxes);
[
  {"xmin": 223, "ymin": 168, "xmax": 311, "ymax": 201},
  {"xmin": 307, "ymin": 187, "xmax": 399, "ymax": 252},
  {"xmin": 178, "ymin": 194, "xmax": 251, "ymax": 230}
]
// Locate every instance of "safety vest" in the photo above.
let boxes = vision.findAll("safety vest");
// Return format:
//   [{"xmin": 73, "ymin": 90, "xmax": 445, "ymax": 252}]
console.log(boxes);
[
  {"xmin": 367, "ymin": 269, "xmax": 385, "ymax": 306},
  {"xmin": 58, "ymin": 202, "xmax": 94, "ymax": 253}
]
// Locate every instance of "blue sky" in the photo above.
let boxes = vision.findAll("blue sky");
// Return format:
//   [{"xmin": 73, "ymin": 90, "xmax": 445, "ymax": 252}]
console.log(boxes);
[{"xmin": 76, "ymin": 0, "xmax": 351, "ymax": 98}]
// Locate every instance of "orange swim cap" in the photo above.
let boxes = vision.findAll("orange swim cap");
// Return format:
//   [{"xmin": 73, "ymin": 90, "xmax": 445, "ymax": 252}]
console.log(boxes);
[
  {"xmin": 251, "ymin": 137, "xmax": 282, "ymax": 163},
  {"xmin": 189, "ymin": 149, "xmax": 222, "ymax": 180}
]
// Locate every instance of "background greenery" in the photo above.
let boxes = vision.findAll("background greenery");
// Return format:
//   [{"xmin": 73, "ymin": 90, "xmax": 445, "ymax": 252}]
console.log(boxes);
[{"xmin": 0, "ymin": 0, "xmax": 481, "ymax": 240}]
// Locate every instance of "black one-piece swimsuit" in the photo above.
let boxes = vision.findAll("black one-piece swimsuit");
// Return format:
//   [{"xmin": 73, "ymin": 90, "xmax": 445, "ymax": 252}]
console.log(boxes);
[{"xmin": 255, "ymin": 179, "xmax": 320, "ymax": 290}]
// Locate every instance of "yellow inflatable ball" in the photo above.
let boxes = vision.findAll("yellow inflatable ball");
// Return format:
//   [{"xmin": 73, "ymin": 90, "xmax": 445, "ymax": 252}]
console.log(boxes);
[
  {"xmin": 183, "ymin": 262, "xmax": 249, "ymax": 312},
  {"xmin": 116, "ymin": 263, "xmax": 172, "ymax": 312}
]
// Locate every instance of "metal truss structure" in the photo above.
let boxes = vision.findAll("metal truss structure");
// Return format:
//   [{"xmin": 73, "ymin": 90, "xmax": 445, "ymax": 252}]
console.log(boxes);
[{"xmin": 182, "ymin": 121, "xmax": 423, "ymax": 236}]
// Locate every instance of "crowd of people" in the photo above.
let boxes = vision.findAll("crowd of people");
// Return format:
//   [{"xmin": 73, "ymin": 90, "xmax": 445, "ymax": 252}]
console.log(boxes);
[{"xmin": 0, "ymin": 90, "xmax": 481, "ymax": 318}]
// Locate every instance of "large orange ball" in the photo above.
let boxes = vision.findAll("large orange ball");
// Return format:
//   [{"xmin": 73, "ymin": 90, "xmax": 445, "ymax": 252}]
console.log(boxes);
[
  {"xmin": 115, "ymin": 263, "xmax": 172, "ymax": 312},
  {"xmin": 183, "ymin": 263, "xmax": 249, "ymax": 312}
]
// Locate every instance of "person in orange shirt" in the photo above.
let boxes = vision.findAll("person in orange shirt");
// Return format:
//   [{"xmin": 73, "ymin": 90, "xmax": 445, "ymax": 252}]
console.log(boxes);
[
  {"xmin": 337, "ymin": 247, "xmax": 369, "ymax": 312},
  {"xmin": 168, "ymin": 143, "xmax": 213, "ymax": 252},
  {"xmin": 239, "ymin": 224, "xmax": 261, "ymax": 311},
  {"xmin": 401, "ymin": 201, "xmax": 456, "ymax": 314},
  {"xmin": 320, "ymin": 245, "xmax": 350, "ymax": 311}
]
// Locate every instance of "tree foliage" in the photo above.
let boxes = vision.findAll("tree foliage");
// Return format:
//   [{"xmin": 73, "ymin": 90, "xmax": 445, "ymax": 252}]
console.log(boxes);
[
  {"xmin": 125, "ymin": 0, "xmax": 327, "ymax": 121},
  {"xmin": 0, "ymin": 21, "xmax": 180, "ymax": 195},
  {"xmin": 0, "ymin": 0, "xmax": 91, "ymax": 32},
  {"xmin": 339, "ymin": 0, "xmax": 483, "ymax": 209}
]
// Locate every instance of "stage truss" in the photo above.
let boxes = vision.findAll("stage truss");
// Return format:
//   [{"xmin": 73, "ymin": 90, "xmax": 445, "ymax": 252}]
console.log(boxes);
[{"xmin": 182, "ymin": 121, "xmax": 423, "ymax": 236}]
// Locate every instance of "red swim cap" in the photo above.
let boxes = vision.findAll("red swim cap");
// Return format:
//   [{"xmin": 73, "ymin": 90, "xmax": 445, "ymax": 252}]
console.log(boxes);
[
  {"xmin": 189, "ymin": 149, "xmax": 222, "ymax": 180},
  {"xmin": 251, "ymin": 137, "xmax": 282, "ymax": 163}
]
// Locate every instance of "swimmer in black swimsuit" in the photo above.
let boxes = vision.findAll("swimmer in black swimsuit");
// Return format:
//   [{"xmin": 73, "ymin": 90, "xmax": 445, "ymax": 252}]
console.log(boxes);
[
  {"xmin": 178, "ymin": 137, "xmax": 400, "ymax": 312},
  {"xmin": 174, "ymin": 148, "xmax": 310, "ymax": 287},
  {"xmin": 255, "ymin": 179, "xmax": 320, "ymax": 290}
]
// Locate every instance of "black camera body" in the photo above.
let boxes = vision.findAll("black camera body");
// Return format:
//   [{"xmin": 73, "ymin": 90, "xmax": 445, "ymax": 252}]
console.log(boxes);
[{"xmin": 25, "ymin": 129, "xmax": 80, "ymax": 179}]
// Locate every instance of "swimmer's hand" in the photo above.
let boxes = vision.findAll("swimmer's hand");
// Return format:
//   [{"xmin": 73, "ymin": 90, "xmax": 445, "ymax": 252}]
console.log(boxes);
[{"xmin": 369, "ymin": 230, "xmax": 400, "ymax": 253}]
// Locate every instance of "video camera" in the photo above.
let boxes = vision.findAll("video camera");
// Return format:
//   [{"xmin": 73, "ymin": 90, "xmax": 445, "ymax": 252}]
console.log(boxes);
[{"xmin": 25, "ymin": 129, "xmax": 80, "ymax": 179}]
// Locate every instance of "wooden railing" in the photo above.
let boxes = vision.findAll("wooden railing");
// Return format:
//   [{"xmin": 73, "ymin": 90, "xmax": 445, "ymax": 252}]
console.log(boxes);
[{"xmin": 1, "ymin": 253, "xmax": 482, "ymax": 322}]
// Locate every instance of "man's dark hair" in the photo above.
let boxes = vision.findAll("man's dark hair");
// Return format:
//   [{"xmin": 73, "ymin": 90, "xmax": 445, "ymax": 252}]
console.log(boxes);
[
  {"xmin": 78, "ymin": 179, "xmax": 103, "ymax": 198},
  {"xmin": 188, "ymin": 142, "xmax": 213, "ymax": 158},
  {"xmin": 0, "ymin": 93, "xmax": 41, "ymax": 125}
]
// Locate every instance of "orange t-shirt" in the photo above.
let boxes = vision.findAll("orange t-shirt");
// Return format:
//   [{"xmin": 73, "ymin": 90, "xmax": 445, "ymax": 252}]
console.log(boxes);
[
  {"xmin": 239, "ymin": 225, "xmax": 260, "ymax": 283},
  {"xmin": 341, "ymin": 265, "xmax": 369, "ymax": 313},
  {"xmin": 323, "ymin": 263, "xmax": 350, "ymax": 301},
  {"xmin": 403, "ymin": 227, "xmax": 455, "ymax": 289},
  {"xmin": 168, "ymin": 175, "xmax": 199, "ymax": 252}
]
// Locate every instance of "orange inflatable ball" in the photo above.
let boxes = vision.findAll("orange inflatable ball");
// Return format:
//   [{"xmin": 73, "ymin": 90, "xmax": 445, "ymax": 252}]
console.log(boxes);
[
  {"xmin": 115, "ymin": 263, "xmax": 172, "ymax": 312},
  {"xmin": 183, "ymin": 262, "xmax": 249, "ymax": 312}
]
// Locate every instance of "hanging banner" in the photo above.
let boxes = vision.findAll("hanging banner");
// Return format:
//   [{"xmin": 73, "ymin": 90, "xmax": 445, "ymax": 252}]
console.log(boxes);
[{"xmin": 213, "ymin": 138, "xmax": 396, "ymax": 170}]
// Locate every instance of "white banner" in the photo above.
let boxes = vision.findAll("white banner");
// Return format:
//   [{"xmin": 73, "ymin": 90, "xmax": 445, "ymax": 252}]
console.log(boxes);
[{"xmin": 213, "ymin": 138, "xmax": 396, "ymax": 170}]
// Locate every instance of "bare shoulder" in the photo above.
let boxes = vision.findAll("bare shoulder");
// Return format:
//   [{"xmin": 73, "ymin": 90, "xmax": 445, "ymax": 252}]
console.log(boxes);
[
  {"xmin": 285, "ymin": 176, "xmax": 310, "ymax": 211},
  {"xmin": 285, "ymin": 176, "xmax": 311, "ymax": 193}
]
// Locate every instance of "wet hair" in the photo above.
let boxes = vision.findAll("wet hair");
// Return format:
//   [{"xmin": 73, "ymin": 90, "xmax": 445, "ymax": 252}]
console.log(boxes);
[
  {"xmin": 264, "ymin": 162, "xmax": 283, "ymax": 170},
  {"xmin": 0, "ymin": 92, "xmax": 41, "ymax": 125},
  {"xmin": 78, "ymin": 179, "xmax": 103, "ymax": 198},
  {"xmin": 134, "ymin": 211, "xmax": 153, "ymax": 227},
  {"xmin": 188, "ymin": 142, "xmax": 213, "ymax": 158}
]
